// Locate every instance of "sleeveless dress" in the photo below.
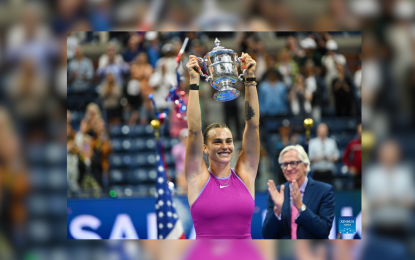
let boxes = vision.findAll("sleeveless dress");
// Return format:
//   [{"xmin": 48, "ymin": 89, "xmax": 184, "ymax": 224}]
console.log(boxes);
[{"xmin": 190, "ymin": 168, "xmax": 255, "ymax": 239}]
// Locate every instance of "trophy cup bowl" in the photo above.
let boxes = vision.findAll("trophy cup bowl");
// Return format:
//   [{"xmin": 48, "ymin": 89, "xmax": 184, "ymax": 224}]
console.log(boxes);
[{"xmin": 197, "ymin": 38, "xmax": 246, "ymax": 102}]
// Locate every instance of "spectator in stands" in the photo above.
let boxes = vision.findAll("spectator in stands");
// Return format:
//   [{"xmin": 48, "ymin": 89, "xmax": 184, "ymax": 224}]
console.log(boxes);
[
  {"xmin": 189, "ymin": 39, "xmax": 206, "ymax": 59},
  {"xmin": 145, "ymin": 31, "xmax": 161, "ymax": 68},
  {"xmin": 171, "ymin": 128, "xmax": 189, "ymax": 194},
  {"xmin": 127, "ymin": 52, "xmax": 154, "ymax": 125},
  {"xmin": 148, "ymin": 43, "xmax": 179, "ymax": 111},
  {"xmin": 258, "ymin": 69, "xmax": 289, "ymax": 120},
  {"xmin": 365, "ymin": 140, "xmax": 415, "ymax": 241},
  {"xmin": 67, "ymin": 31, "xmax": 79, "ymax": 61},
  {"xmin": 343, "ymin": 123, "xmax": 362, "ymax": 189},
  {"xmin": 274, "ymin": 120, "xmax": 301, "ymax": 185},
  {"xmin": 75, "ymin": 103, "xmax": 102, "ymax": 151},
  {"xmin": 67, "ymin": 46, "xmax": 94, "ymax": 93},
  {"xmin": 308, "ymin": 123, "xmax": 339, "ymax": 186},
  {"xmin": 73, "ymin": 105, "xmax": 105, "ymax": 196},
  {"xmin": 332, "ymin": 63, "xmax": 354, "ymax": 116},
  {"xmin": 98, "ymin": 43, "xmax": 124, "ymax": 68},
  {"xmin": 275, "ymin": 48, "xmax": 299, "ymax": 88},
  {"xmin": 321, "ymin": 39, "xmax": 346, "ymax": 113},
  {"xmin": 97, "ymin": 43, "xmax": 129, "ymax": 86},
  {"xmin": 122, "ymin": 33, "xmax": 143, "ymax": 63},
  {"xmin": 304, "ymin": 60, "xmax": 327, "ymax": 122},
  {"xmin": 289, "ymin": 74, "xmax": 312, "ymax": 117},
  {"xmin": 298, "ymin": 37, "xmax": 323, "ymax": 72},
  {"xmin": 89, "ymin": 118, "xmax": 112, "ymax": 189},
  {"xmin": 99, "ymin": 73, "xmax": 123, "ymax": 124},
  {"xmin": 286, "ymin": 36, "xmax": 304, "ymax": 63},
  {"xmin": 7, "ymin": 58, "xmax": 48, "ymax": 141}
]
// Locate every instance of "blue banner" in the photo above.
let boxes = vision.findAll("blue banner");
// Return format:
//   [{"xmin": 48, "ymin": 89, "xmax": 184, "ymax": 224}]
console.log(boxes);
[{"xmin": 67, "ymin": 191, "xmax": 361, "ymax": 239}]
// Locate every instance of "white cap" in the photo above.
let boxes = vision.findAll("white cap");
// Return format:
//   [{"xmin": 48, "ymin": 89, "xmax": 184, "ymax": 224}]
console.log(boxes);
[
  {"xmin": 326, "ymin": 40, "xmax": 338, "ymax": 51},
  {"xmin": 300, "ymin": 38, "xmax": 317, "ymax": 49},
  {"xmin": 145, "ymin": 31, "xmax": 158, "ymax": 41}
]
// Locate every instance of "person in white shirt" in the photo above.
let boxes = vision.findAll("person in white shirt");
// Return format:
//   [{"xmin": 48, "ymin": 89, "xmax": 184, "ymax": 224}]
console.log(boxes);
[{"xmin": 308, "ymin": 123, "xmax": 340, "ymax": 186}]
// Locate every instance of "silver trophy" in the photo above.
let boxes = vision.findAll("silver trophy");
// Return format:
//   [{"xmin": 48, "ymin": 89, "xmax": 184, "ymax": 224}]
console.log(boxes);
[{"xmin": 197, "ymin": 38, "xmax": 246, "ymax": 102}]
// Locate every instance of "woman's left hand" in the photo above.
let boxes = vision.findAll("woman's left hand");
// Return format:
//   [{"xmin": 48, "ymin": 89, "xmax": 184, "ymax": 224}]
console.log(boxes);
[{"xmin": 241, "ymin": 52, "xmax": 257, "ymax": 78}]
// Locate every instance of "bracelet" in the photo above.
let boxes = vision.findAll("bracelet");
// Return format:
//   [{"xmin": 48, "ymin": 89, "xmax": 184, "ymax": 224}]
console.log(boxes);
[
  {"xmin": 244, "ymin": 82, "xmax": 257, "ymax": 86},
  {"xmin": 245, "ymin": 77, "xmax": 256, "ymax": 82},
  {"xmin": 189, "ymin": 84, "xmax": 199, "ymax": 90}
]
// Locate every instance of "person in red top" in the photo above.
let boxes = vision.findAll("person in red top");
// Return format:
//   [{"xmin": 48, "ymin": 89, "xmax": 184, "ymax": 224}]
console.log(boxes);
[{"xmin": 343, "ymin": 123, "xmax": 362, "ymax": 189}]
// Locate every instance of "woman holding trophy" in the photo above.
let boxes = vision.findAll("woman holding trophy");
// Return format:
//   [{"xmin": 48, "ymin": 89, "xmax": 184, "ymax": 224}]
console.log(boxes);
[{"xmin": 184, "ymin": 39, "xmax": 260, "ymax": 239}]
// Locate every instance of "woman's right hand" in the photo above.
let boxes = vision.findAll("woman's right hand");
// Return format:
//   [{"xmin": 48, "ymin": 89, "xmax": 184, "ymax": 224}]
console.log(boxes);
[{"xmin": 186, "ymin": 55, "xmax": 201, "ymax": 85}]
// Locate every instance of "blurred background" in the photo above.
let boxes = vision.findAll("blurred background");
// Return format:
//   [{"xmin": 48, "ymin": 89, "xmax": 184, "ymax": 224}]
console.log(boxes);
[{"xmin": 0, "ymin": 0, "xmax": 414, "ymax": 259}]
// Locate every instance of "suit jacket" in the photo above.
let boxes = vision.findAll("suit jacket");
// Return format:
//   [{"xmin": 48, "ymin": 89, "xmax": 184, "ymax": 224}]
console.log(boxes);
[{"xmin": 262, "ymin": 177, "xmax": 335, "ymax": 239}]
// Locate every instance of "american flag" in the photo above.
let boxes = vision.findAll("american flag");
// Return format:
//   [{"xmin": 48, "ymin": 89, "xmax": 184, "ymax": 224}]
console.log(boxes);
[{"xmin": 155, "ymin": 142, "xmax": 185, "ymax": 239}]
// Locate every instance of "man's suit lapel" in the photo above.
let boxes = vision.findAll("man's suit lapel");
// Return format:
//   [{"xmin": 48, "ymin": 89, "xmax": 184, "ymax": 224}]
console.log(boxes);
[
  {"xmin": 302, "ymin": 177, "xmax": 315, "ymax": 207},
  {"xmin": 283, "ymin": 182, "xmax": 291, "ymax": 234}
]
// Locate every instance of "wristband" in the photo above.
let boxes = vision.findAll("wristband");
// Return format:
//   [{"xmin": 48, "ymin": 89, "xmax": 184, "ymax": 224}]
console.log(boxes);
[
  {"xmin": 189, "ymin": 84, "xmax": 199, "ymax": 90},
  {"xmin": 245, "ymin": 77, "xmax": 256, "ymax": 82}
]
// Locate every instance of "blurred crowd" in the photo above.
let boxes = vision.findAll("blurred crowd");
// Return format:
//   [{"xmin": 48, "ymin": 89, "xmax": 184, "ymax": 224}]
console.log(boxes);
[{"xmin": 66, "ymin": 31, "xmax": 361, "ymax": 196}]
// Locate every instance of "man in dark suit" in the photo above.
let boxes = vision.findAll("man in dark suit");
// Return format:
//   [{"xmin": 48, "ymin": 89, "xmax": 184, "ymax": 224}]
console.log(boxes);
[{"xmin": 262, "ymin": 145, "xmax": 335, "ymax": 239}]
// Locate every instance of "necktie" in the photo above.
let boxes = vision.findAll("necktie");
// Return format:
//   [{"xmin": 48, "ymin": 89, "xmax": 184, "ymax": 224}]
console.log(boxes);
[
  {"xmin": 291, "ymin": 204, "xmax": 299, "ymax": 239},
  {"xmin": 291, "ymin": 190, "xmax": 303, "ymax": 239}
]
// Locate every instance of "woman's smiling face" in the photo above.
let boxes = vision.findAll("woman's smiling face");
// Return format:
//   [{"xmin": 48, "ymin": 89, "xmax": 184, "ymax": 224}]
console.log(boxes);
[{"xmin": 203, "ymin": 127, "xmax": 234, "ymax": 165}]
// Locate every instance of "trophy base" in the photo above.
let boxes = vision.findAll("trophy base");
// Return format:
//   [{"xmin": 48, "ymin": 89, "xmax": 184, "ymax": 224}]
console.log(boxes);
[{"xmin": 213, "ymin": 81, "xmax": 240, "ymax": 102}]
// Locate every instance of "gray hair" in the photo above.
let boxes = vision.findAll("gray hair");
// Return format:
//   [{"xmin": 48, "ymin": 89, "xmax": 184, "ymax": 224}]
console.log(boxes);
[{"xmin": 278, "ymin": 145, "xmax": 311, "ymax": 175}]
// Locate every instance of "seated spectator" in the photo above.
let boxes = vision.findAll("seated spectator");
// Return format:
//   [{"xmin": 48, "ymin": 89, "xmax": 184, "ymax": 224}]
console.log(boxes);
[
  {"xmin": 68, "ymin": 46, "xmax": 93, "ymax": 93},
  {"xmin": 171, "ymin": 128, "xmax": 188, "ymax": 194},
  {"xmin": 99, "ymin": 73, "xmax": 123, "ymax": 124},
  {"xmin": 309, "ymin": 123, "xmax": 339, "ymax": 186},
  {"xmin": 97, "ymin": 43, "xmax": 129, "ymax": 86},
  {"xmin": 304, "ymin": 60, "xmax": 327, "ymax": 122},
  {"xmin": 332, "ymin": 63, "xmax": 354, "ymax": 116},
  {"xmin": 127, "ymin": 53, "xmax": 154, "ymax": 125},
  {"xmin": 275, "ymin": 48, "xmax": 299, "ymax": 88},
  {"xmin": 122, "ymin": 34, "xmax": 143, "ymax": 63},
  {"xmin": 289, "ymin": 74, "xmax": 312, "ymax": 117},
  {"xmin": 343, "ymin": 123, "xmax": 362, "ymax": 189}
]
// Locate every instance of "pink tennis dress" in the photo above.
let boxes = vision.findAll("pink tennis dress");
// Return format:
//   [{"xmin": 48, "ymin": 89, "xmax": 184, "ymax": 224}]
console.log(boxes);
[{"xmin": 190, "ymin": 169, "xmax": 255, "ymax": 239}]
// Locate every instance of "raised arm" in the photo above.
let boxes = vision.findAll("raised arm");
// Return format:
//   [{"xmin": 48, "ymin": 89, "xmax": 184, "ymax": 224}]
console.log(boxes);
[
  {"xmin": 236, "ymin": 52, "xmax": 260, "ymax": 186},
  {"xmin": 184, "ymin": 55, "xmax": 208, "ymax": 183}
]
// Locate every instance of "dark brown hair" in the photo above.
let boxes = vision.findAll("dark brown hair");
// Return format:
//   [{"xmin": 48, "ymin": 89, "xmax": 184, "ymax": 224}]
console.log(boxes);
[{"xmin": 203, "ymin": 123, "xmax": 229, "ymax": 145}]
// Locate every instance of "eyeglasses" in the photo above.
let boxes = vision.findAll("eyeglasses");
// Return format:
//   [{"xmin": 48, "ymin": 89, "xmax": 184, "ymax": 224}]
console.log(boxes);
[{"xmin": 279, "ymin": 161, "xmax": 303, "ymax": 169}]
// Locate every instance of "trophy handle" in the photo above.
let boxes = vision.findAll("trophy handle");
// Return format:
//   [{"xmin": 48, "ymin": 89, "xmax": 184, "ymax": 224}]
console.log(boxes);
[
  {"xmin": 237, "ymin": 56, "xmax": 246, "ymax": 82},
  {"xmin": 197, "ymin": 57, "xmax": 212, "ymax": 82},
  {"xmin": 238, "ymin": 69, "xmax": 246, "ymax": 82}
]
